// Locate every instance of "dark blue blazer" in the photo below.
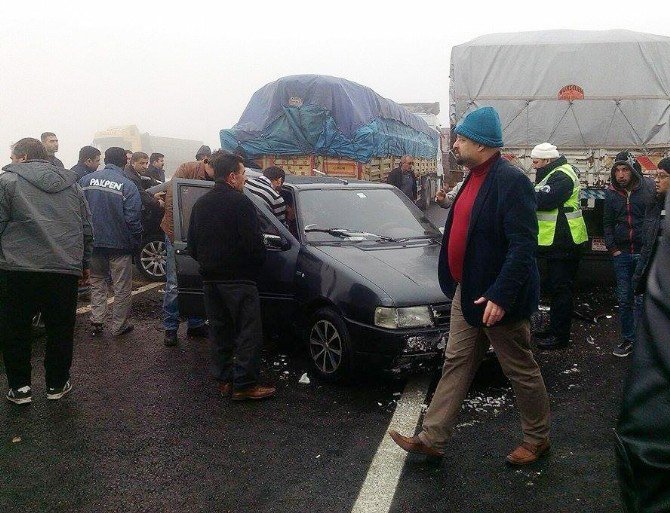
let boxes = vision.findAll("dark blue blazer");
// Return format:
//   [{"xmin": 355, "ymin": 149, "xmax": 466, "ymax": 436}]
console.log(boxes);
[{"xmin": 438, "ymin": 155, "xmax": 540, "ymax": 327}]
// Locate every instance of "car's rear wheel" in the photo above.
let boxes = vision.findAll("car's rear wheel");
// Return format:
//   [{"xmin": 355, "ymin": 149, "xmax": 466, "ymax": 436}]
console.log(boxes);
[
  {"xmin": 307, "ymin": 308, "xmax": 353, "ymax": 382},
  {"xmin": 136, "ymin": 239, "xmax": 167, "ymax": 282}
]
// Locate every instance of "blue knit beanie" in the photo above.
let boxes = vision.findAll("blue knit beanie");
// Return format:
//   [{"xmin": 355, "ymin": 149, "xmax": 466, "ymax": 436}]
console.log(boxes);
[{"xmin": 454, "ymin": 107, "xmax": 504, "ymax": 148}]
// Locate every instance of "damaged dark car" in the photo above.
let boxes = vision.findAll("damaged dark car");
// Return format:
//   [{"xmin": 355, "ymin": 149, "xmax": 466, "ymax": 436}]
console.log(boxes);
[{"xmin": 172, "ymin": 173, "xmax": 451, "ymax": 381}]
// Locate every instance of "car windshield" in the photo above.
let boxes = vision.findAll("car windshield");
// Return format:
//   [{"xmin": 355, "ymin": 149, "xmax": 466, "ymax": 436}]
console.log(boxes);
[{"xmin": 298, "ymin": 187, "xmax": 441, "ymax": 243}]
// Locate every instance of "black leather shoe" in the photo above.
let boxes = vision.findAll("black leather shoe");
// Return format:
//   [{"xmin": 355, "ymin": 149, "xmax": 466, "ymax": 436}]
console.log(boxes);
[
  {"xmin": 536, "ymin": 336, "xmax": 568, "ymax": 350},
  {"xmin": 187, "ymin": 325, "xmax": 209, "ymax": 338},
  {"xmin": 164, "ymin": 330, "xmax": 178, "ymax": 347}
]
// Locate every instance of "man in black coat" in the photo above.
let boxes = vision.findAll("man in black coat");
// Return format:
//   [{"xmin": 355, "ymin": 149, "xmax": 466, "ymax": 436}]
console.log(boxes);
[
  {"xmin": 188, "ymin": 151, "xmax": 275, "ymax": 402},
  {"xmin": 386, "ymin": 155, "xmax": 417, "ymax": 201},
  {"xmin": 616, "ymin": 186, "xmax": 670, "ymax": 512},
  {"xmin": 389, "ymin": 107, "xmax": 550, "ymax": 466},
  {"xmin": 632, "ymin": 157, "xmax": 670, "ymax": 294}
]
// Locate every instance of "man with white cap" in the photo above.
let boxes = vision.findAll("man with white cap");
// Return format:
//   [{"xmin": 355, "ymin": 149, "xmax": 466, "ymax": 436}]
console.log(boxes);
[{"xmin": 531, "ymin": 143, "xmax": 587, "ymax": 350}]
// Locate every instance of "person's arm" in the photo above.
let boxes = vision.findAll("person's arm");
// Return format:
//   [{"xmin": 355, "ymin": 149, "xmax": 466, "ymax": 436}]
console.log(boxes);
[
  {"xmin": 436, "ymin": 179, "xmax": 464, "ymax": 209},
  {"xmin": 0, "ymin": 177, "xmax": 12, "ymax": 236},
  {"xmin": 76, "ymin": 184, "xmax": 94, "ymax": 276},
  {"xmin": 483, "ymin": 175, "xmax": 539, "ymax": 314},
  {"xmin": 603, "ymin": 194, "xmax": 619, "ymax": 255},
  {"xmin": 535, "ymin": 171, "xmax": 573, "ymax": 211},
  {"xmin": 238, "ymin": 196, "xmax": 267, "ymax": 267},
  {"xmin": 124, "ymin": 183, "xmax": 144, "ymax": 249}
]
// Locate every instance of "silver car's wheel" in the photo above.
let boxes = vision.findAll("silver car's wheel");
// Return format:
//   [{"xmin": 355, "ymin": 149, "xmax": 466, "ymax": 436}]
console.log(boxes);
[
  {"xmin": 307, "ymin": 308, "xmax": 353, "ymax": 381},
  {"xmin": 138, "ymin": 240, "xmax": 167, "ymax": 281}
]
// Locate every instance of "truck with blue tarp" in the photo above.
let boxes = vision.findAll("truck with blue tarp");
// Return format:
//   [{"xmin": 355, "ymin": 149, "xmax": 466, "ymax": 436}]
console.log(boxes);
[{"xmin": 220, "ymin": 74, "xmax": 442, "ymax": 208}]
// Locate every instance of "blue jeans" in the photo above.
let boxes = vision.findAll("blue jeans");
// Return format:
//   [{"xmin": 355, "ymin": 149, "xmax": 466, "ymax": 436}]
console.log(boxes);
[
  {"xmin": 613, "ymin": 252, "xmax": 643, "ymax": 342},
  {"xmin": 163, "ymin": 235, "xmax": 205, "ymax": 331}
]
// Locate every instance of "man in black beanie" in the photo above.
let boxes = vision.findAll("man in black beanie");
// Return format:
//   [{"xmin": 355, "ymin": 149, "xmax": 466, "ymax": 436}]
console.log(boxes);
[{"xmin": 195, "ymin": 145, "xmax": 211, "ymax": 161}]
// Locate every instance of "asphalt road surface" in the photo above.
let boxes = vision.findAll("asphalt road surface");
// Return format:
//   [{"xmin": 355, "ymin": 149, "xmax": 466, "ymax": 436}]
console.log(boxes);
[{"xmin": 1, "ymin": 273, "xmax": 628, "ymax": 513}]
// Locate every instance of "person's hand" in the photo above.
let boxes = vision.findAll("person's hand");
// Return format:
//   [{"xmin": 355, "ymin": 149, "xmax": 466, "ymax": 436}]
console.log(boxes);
[
  {"xmin": 613, "ymin": 250, "xmax": 622, "ymax": 257},
  {"xmin": 80, "ymin": 268, "xmax": 90, "ymax": 286},
  {"xmin": 474, "ymin": 297, "xmax": 506, "ymax": 326},
  {"xmin": 435, "ymin": 184, "xmax": 451, "ymax": 202},
  {"xmin": 158, "ymin": 198, "xmax": 165, "ymax": 209},
  {"xmin": 154, "ymin": 191, "xmax": 166, "ymax": 201}
]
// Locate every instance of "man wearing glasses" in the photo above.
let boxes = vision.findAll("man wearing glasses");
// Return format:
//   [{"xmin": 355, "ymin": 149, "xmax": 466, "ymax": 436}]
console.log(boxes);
[
  {"xmin": 387, "ymin": 155, "xmax": 417, "ymax": 202},
  {"xmin": 632, "ymin": 158, "xmax": 670, "ymax": 296}
]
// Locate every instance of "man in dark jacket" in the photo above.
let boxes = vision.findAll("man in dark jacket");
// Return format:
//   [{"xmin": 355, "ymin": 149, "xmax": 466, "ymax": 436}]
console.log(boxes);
[
  {"xmin": 188, "ymin": 151, "xmax": 275, "ymax": 401},
  {"xmin": 531, "ymin": 143, "xmax": 588, "ymax": 350},
  {"xmin": 386, "ymin": 155, "xmax": 418, "ymax": 202},
  {"xmin": 632, "ymin": 157, "xmax": 670, "ymax": 295},
  {"xmin": 1, "ymin": 137, "xmax": 93, "ymax": 404},
  {"xmin": 389, "ymin": 107, "xmax": 550, "ymax": 466},
  {"xmin": 71, "ymin": 146, "xmax": 101, "ymax": 180},
  {"xmin": 41, "ymin": 132, "xmax": 64, "ymax": 168},
  {"xmin": 604, "ymin": 151, "xmax": 655, "ymax": 357},
  {"xmin": 616, "ymin": 189, "xmax": 670, "ymax": 512},
  {"xmin": 146, "ymin": 153, "xmax": 165, "ymax": 182},
  {"xmin": 80, "ymin": 147, "xmax": 143, "ymax": 337}
]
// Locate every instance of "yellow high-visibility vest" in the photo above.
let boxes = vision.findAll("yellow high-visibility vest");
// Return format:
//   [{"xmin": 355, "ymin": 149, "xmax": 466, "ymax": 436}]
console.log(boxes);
[{"xmin": 535, "ymin": 163, "xmax": 588, "ymax": 246}]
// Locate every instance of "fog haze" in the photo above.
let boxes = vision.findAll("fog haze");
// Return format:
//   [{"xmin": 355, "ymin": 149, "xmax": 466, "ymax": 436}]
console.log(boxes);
[{"xmin": 1, "ymin": 0, "xmax": 668, "ymax": 168}]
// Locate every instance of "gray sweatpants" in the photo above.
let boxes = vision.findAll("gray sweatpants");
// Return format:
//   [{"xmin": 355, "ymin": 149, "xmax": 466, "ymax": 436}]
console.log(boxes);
[{"xmin": 90, "ymin": 252, "xmax": 133, "ymax": 335}]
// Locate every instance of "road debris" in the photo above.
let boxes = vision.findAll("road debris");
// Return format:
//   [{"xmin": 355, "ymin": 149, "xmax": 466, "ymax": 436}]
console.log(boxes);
[{"xmin": 298, "ymin": 373, "xmax": 311, "ymax": 384}]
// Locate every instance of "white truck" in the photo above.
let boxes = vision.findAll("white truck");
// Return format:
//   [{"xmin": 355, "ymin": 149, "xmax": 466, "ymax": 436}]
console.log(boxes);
[{"xmin": 449, "ymin": 29, "xmax": 670, "ymax": 264}]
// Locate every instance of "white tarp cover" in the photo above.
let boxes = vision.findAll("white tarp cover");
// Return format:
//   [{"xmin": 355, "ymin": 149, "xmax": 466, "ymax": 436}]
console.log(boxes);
[{"xmin": 450, "ymin": 30, "xmax": 670, "ymax": 149}]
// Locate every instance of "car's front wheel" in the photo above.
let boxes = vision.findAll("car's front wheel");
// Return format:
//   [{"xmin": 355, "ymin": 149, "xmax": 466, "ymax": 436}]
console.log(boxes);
[
  {"xmin": 136, "ymin": 238, "xmax": 167, "ymax": 282},
  {"xmin": 307, "ymin": 308, "xmax": 353, "ymax": 381}
]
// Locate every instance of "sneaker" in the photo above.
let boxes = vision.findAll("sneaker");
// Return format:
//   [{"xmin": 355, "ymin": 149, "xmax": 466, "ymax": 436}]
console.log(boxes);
[
  {"xmin": 164, "ymin": 330, "xmax": 178, "ymax": 347},
  {"xmin": 186, "ymin": 324, "xmax": 209, "ymax": 338},
  {"xmin": 6, "ymin": 386, "xmax": 32, "ymax": 405},
  {"xmin": 91, "ymin": 322, "xmax": 103, "ymax": 337},
  {"xmin": 47, "ymin": 380, "xmax": 72, "ymax": 400},
  {"xmin": 613, "ymin": 341, "xmax": 633, "ymax": 358}
]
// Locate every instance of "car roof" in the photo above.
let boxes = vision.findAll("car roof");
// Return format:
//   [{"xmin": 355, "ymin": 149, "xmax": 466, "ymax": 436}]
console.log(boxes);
[{"xmin": 245, "ymin": 167, "xmax": 393, "ymax": 190}]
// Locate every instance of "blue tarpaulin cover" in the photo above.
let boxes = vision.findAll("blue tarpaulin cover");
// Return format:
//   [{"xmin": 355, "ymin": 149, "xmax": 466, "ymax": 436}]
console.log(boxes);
[{"xmin": 220, "ymin": 75, "xmax": 438, "ymax": 163}]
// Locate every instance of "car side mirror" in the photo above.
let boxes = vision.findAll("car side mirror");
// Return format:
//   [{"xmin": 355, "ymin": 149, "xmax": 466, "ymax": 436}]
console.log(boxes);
[{"xmin": 263, "ymin": 233, "xmax": 290, "ymax": 251}]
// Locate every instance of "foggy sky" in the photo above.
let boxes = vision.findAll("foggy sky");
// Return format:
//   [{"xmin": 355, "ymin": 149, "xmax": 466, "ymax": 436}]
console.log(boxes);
[{"xmin": 1, "ymin": 0, "xmax": 668, "ymax": 169}]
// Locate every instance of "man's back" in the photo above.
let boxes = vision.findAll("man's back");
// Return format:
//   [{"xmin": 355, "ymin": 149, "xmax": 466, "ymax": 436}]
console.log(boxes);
[
  {"xmin": 0, "ymin": 160, "xmax": 92, "ymax": 276},
  {"xmin": 79, "ymin": 165, "xmax": 143, "ymax": 252}
]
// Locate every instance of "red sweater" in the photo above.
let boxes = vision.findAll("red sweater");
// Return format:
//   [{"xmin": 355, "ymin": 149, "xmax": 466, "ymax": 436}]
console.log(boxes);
[{"xmin": 447, "ymin": 154, "xmax": 497, "ymax": 282}]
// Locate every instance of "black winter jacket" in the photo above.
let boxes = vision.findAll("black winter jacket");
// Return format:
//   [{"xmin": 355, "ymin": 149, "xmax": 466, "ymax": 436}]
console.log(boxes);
[
  {"xmin": 616, "ymin": 193, "xmax": 670, "ymax": 512},
  {"xmin": 632, "ymin": 196, "xmax": 665, "ymax": 294},
  {"xmin": 188, "ymin": 183, "xmax": 266, "ymax": 282},
  {"xmin": 535, "ymin": 156, "xmax": 583, "ymax": 258},
  {"xmin": 438, "ymin": 155, "xmax": 539, "ymax": 326},
  {"xmin": 603, "ymin": 162, "xmax": 655, "ymax": 255}
]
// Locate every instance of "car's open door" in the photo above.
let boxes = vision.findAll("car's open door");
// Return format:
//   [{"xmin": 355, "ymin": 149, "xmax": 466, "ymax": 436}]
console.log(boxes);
[{"xmin": 172, "ymin": 178, "xmax": 212, "ymax": 317}]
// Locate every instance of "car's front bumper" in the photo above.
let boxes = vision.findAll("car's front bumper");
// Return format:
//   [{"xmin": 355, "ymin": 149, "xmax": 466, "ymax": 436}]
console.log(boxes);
[{"xmin": 344, "ymin": 318, "xmax": 449, "ymax": 373}]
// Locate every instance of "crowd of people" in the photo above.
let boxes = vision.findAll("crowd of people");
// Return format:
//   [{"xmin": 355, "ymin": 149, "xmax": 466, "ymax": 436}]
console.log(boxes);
[{"xmin": 1, "ymin": 111, "xmax": 669, "ymax": 509}]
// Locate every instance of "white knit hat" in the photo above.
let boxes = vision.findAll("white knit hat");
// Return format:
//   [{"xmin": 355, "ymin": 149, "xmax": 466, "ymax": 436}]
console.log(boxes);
[{"xmin": 531, "ymin": 143, "xmax": 559, "ymax": 159}]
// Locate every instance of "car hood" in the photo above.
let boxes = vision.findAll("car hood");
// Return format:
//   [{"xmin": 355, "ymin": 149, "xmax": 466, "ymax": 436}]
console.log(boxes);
[{"xmin": 312, "ymin": 241, "xmax": 448, "ymax": 306}]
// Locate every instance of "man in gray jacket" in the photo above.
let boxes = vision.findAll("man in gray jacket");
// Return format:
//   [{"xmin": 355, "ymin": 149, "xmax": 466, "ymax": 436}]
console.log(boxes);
[{"xmin": 0, "ymin": 137, "xmax": 93, "ymax": 405}]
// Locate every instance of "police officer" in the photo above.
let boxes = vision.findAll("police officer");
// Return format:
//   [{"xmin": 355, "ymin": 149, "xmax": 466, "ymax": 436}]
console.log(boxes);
[{"xmin": 531, "ymin": 143, "xmax": 587, "ymax": 350}]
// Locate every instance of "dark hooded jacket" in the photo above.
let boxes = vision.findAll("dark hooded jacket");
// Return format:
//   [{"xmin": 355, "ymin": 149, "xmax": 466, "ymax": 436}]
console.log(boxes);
[
  {"xmin": 616, "ymin": 193, "xmax": 670, "ymax": 512},
  {"xmin": 0, "ymin": 160, "xmax": 93, "ymax": 276},
  {"xmin": 603, "ymin": 157, "xmax": 655, "ymax": 254},
  {"xmin": 632, "ymin": 195, "xmax": 665, "ymax": 294}
]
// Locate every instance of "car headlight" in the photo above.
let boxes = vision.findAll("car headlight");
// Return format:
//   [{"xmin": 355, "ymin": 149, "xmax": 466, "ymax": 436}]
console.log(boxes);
[{"xmin": 374, "ymin": 306, "xmax": 434, "ymax": 329}]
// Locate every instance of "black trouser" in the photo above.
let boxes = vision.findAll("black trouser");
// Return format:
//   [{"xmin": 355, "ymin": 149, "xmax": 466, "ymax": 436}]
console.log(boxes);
[
  {"xmin": 203, "ymin": 281, "xmax": 263, "ymax": 390},
  {"xmin": 0, "ymin": 270, "xmax": 79, "ymax": 389},
  {"xmin": 543, "ymin": 256, "xmax": 581, "ymax": 341}
]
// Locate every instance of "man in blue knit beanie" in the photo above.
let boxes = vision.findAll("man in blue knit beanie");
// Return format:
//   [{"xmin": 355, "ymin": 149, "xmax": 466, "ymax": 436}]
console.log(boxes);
[{"xmin": 390, "ymin": 106, "xmax": 551, "ymax": 466}]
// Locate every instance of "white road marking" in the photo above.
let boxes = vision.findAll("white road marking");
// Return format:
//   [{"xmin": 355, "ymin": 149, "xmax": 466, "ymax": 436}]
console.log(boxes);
[
  {"xmin": 351, "ymin": 375, "xmax": 431, "ymax": 513},
  {"xmin": 75, "ymin": 282, "xmax": 163, "ymax": 315}
]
